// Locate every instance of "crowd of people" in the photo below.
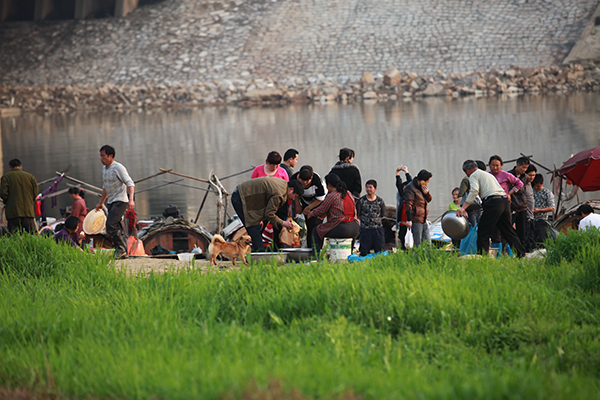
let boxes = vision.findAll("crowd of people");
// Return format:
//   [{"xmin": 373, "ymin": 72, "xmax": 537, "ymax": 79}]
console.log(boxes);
[
  {"xmin": 231, "ymin": 150, "xmax": 600, "ymax": 258},
  {"xmin": 1, "ymin": 146, "xmax": 599, "ymax": 260}
]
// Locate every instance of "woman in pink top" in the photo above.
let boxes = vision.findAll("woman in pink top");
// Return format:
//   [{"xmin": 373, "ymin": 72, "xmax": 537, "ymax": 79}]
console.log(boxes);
[
  {"xmin": 251, "ymin": 151, "xmax": 289, "ymax": 181},
  {"xmin": 68, "ymin": 187, "xmax": 88, "ymax": 241},
  {"xmin": 488, "ymin": 155, "xmax": 523, "ymax": 202}
]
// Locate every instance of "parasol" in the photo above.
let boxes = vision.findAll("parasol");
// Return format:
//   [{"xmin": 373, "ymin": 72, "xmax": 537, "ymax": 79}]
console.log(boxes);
[{"xmin": 556, "ymin": 146, "xmax": 600, "ymax": 192}]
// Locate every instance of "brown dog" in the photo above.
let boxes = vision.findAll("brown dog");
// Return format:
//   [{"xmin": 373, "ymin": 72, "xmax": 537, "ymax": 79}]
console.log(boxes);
[{"xmin": 208, "ymin": 234, "xmax": 252, "ymax": 266}]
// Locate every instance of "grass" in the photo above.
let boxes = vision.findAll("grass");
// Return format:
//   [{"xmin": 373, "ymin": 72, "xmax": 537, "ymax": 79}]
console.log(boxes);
[{"xmin": 1, "ymin": 232, "xmax": 600, "ymax": 400}]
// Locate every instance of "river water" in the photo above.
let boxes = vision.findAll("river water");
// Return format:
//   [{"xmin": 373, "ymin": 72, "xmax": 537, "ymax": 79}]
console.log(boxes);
[{"xmin": 2, "ymin": 93, "xmax": 599, "ymax": 229}]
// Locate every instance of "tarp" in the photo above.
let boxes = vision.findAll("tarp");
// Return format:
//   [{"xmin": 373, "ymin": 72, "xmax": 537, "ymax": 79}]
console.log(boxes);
[{"xmin": 557, "ymin": 147, "xmax": 600, "ymax": 192}]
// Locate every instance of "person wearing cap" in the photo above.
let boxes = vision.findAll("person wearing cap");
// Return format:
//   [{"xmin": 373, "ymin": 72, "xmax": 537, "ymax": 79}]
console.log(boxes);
[
  {"xmin": 95, "ymin": 145, "xmax": 135, "ymax": 259},
  {"xmin": 456, "ymin": 160, "xmax": 525, "ymax": 258},
  {"xmin": 576, "ymin": 204, "xmax": 600, "ymax": 230},
  {"xmin": 231, "ymin": 177, "xmax": 304, "ymax": 252},
  {"xmin": 0, "ymin": 158, "xmax": 39, "ymax": 234}
]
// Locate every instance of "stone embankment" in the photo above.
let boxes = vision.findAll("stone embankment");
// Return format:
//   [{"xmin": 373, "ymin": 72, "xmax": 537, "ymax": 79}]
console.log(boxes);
[{"xmin": 1, "ymin": 64, "xmax": 599, "ymax": 114}]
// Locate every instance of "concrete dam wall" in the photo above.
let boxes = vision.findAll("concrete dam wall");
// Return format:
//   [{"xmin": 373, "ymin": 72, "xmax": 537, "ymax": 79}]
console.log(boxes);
[{"xmin": 0, "ymin": 0, "xmax": 599, "ymax": 87}]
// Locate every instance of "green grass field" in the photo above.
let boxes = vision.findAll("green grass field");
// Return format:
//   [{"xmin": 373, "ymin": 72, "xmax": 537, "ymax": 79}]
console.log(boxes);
[{"xmin": 1, "ymin": 230, "xmax": 600, "ymax": 400}]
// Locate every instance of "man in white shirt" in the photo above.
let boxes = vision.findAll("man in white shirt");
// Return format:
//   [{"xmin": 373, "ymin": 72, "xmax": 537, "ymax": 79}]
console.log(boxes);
[
  {"xmin": 456, "ymin": 160, "xmax": 525, "ymax": 258},
  {"xmin": 95, "ymin": 145, "xmax": 135, "ymax": 259},
  {"xmin": 576, "ymin": 204, "xmax": 600, "ymax": 230}
]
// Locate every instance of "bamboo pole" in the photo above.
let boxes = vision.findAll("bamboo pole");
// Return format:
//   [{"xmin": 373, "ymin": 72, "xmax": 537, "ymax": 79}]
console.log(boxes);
[
  {"xmin": 134, "ymin": 179, "xmax": 184, "ymax": 194},
  {"xmin": 554, "ymin": 165, "xmax": 563, "ymax": 220},
  {"xmin": 38, "ymin": 176, "xmax": 59, "ymax": 186},
  {"xmin": 56, "ymin": 173, "xmax": 103, "ymax": 192},
  {"xmin": 205, "ymin": 172, "xmax": 223, "ymax": 234},
  {"xmin": 134, "ymin": 169, "xmax": 171, "ymax": 184},
  {"xmin": 163, "ymin": 180, "xmax": 215, "ymax": 193},
  {"xmin": 220, "ymin": 166, "xmax": 254, "ymax": 181},
  {"xmin": 38, "ymin": 164, "xmax": 73, "ymax": 185},
  {"xmin": 159, "ymin": 168, "xmax": 210, "ymax": 183},
  {"xmin": 212, "ymin": 174, "xmax": 229, "ymax": 196},
  {"xmin": 66, "ymin": 183, "xmax": 102, "ymax": 197},
  {"xmin": 519, "ymin": 153, "xmax": 553, "ymax": 173},
  {"xmin": 193, "ymin": 185, "xmax": 212, "ymax": 224},
  {"xmin": 39, "ymin": 187, "xmax": 71, "ymax": 200},
  {"xmin": 40, "ymin": 185, "xmax": 102, "ymax": 200},
  {"xmin": 212, "ymin": 174, "xmax": 230, "ymax": 231},
  {"xmin": 222, "ymin": 194, "xmax": 229, "ymax": 232},
  {"xmin": 503, "ymin": 155, "xmax": 533, "ymax": 165}
]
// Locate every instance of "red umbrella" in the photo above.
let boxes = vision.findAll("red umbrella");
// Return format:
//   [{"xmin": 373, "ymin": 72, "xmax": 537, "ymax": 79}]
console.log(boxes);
[{"xmin": 557, "ymin": 146, "xmax": 600, "ymax": 192}]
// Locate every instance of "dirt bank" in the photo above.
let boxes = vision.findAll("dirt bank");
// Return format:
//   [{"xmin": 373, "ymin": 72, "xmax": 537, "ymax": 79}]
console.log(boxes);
[{"xmin": 2, "ymin": 63, "xmax": 599, "ymax": 115}]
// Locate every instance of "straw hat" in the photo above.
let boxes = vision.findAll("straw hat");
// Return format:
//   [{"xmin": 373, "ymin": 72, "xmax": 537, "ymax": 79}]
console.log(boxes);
[{"xmin": 83, "ymin": 209, "xmax": 107, "ymax": 235}]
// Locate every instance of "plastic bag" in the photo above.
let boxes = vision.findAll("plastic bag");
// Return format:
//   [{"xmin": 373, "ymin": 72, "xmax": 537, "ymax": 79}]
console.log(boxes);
[
  {"xmin": 294, "ymin": 215, "xmax": 307, "ymax": 238},
  {"xmin": 404, "ymin": 227, "xmax": 414, "ymax": 249},
  {"xmin": 127, "ymin": 236, "xmax": 147, "ymax": 256},
  {"xmin": 279, "ymin": 218, "xmax": 301, "ymax": 247},
  {"xmin": 459, "ymin": 223, "xmax": 478, "ymax": 255}
]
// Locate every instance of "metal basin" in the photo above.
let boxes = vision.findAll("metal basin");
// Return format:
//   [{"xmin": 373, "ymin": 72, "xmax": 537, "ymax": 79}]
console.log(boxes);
[
  {"xmin": 282, "ymin": 248, "xmax": 313, "ymax": 262},
  {"xmin": 441, "ymin": 210, "xmax": 470, "ymax": 240}
]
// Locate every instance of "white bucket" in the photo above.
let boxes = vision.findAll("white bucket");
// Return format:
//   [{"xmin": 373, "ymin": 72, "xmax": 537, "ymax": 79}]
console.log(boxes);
[
  {"xmin": 327, "ymin": 238, "xmax": 353, "ymax": 263},
  {"xmin": 177, "ymin": 253, "xmax": 195, "ymax": 261}
]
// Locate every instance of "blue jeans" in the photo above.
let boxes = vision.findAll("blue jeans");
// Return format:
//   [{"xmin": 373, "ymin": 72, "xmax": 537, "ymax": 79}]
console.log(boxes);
[{"xmin": 411, "ymin": 222, "xmax": 430, "ymax": 247}]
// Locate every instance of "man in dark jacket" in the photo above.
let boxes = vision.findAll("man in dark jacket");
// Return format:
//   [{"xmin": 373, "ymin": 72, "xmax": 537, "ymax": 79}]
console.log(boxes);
[
  {"xmin": 231, "ymin": 177, "xmax": 304, "ymax": 252},
  {"xmin": 403, "ymin": 169, "xmax": 433, "ymax": 247},
  {"xmin": 508, "ymin": 157, "xmax": 531, "ymax": 250},
  {"xmin": 1, "ymin": 159, "xmax": 39, "ymax": 234},
  {"xmin": 329, "ymin": 148, "xmax": 362, "ymax": 199}
]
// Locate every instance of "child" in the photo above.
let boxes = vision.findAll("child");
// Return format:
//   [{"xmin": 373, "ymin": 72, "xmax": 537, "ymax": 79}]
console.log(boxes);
[
  {"xmin": 356, "ymin": 179, "xmax": 386, "ymax": 256},
  {"xmin": 54, "ymin": 216, "xmax": 80, "ymax": 247},
  {"xmin": 448, "ymin": 187, "xmax": 461, "ymax": 211}
]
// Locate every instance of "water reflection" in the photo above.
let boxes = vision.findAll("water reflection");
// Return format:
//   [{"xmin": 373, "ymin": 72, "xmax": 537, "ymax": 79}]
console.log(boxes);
[{"xmin": 2, "ymin": 93, "xmax": 599, "ymax": 229}]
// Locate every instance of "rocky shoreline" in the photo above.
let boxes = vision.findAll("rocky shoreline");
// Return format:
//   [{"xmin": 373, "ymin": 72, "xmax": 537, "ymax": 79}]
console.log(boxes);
[{"xmin": 2, "ymin": 64, "xmax": 599, "ymax": 115}]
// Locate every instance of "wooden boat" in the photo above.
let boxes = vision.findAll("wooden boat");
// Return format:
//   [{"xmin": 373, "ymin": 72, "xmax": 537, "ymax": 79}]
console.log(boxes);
[
  {"xmin": 552, "ymin": 199, "xmax": 600, "ymax": 233},
  {"xmin": 138, "ymin": 217, "xmax": 213, "ymax": 256}
]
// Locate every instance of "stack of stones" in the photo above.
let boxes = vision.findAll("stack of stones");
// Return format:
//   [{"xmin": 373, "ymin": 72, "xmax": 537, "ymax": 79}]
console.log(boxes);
[{"xmin": 1, "ymin": 64, "xmax": 599, "ymax": 115}]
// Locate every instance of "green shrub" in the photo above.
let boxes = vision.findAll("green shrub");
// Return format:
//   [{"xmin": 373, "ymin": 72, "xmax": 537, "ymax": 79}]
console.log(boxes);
[
  {"xmin": 545, "ymin": 228, "xmax": 600, "ymax": 265},
  {"xmin": 0, "ymin": 233, "xmax": 76, "ymax": 278},
  {"xmin": 545, "ymin": 228, "xmax": 600, "ymax": 293}
]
